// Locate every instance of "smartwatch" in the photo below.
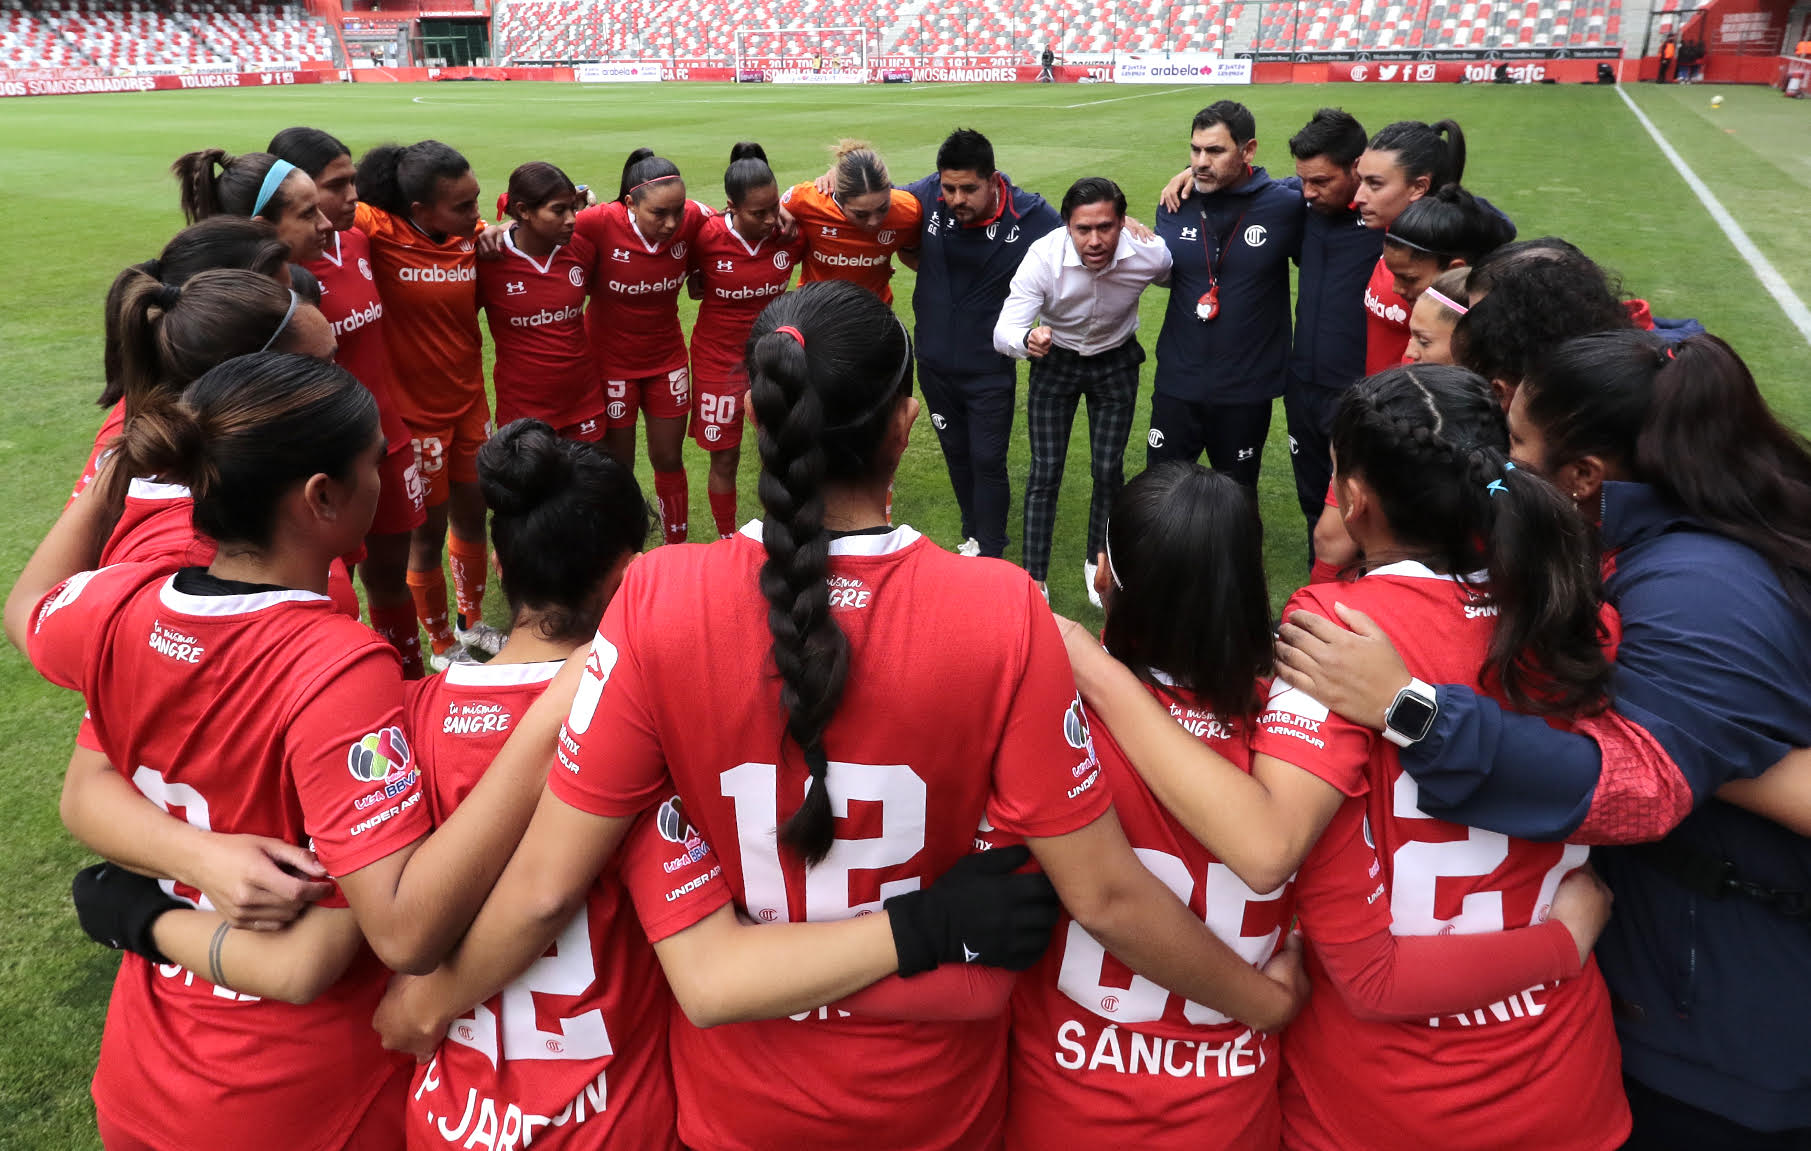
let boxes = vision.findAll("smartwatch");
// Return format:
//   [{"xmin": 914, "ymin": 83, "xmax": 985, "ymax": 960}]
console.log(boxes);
[{"xmin": 1382, "ymin": 678, "xmax": 1438, "ymax": 748}]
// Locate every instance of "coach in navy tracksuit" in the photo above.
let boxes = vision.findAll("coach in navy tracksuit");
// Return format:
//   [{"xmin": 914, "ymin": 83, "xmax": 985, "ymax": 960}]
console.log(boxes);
[
  {"xmin": 1151, "ymin": 101, "xmax": 1303, "ymax": 487},
  {"xmin": 908, "ymin": 129, "xmax": 1060, "ymax": 558},
  {"xmin": 1282, "ymin": 109, "xmax": 1383, "ymax": 536}
]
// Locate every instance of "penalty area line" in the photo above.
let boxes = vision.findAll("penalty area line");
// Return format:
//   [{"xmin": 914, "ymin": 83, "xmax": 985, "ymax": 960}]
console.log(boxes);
[
  {"xmin": 1065, "ymin": 85, "xmax": 1195, "ymax": 108},
  {"xmin": 1616, "ymin": 84, "xmax": 1811, "ymax": 348}
]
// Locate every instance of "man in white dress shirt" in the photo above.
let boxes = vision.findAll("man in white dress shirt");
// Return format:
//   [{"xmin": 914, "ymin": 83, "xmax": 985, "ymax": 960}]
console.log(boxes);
[{"xmin": 993, "ymin": 177, "xmax": 1172, "ymax": 604}]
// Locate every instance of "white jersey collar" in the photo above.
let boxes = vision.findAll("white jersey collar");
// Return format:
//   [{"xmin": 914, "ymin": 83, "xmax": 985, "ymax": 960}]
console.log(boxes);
[
  {"xmin": 736, "ymin": 519, "xmax": 924, "ymax": 556},
  {"xmin": 444, "ymin": 658, "xmax": 564, "ymax": 686}
]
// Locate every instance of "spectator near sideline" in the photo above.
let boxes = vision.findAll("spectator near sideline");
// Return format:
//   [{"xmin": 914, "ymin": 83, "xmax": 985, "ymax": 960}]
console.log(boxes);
[
  {"xmin": 907, "ymin": 128, "xmax": 1061, "ymax": 558},
  {"xmin": 1150, "ymin": 101, "xmax": 1303, "ymax": 488},
  {"xmin": 994, "ymin": 177, "xmax": 1172, "ymax": 605},
  {"xmin": 1282, "ymin": 108, "xmax": 1382, "ymax": 557},
  {"xmin": 1038, "ymin": 45, "xmax": 1056, "ymax": 82}
]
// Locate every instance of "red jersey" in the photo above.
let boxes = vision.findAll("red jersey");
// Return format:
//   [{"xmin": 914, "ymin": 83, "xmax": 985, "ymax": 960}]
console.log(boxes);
[
  {"xmin": 308, "ymin": 227, "xmax": 411, "ymax": 453},
  {"xmin": 1250, "ymin": 561, "xmax": 1628, "ymax": 1151},
  {"xmin": 1363, "ymin": 256, "xmax": 1411, "ymax": 375},
  {"xmin": 575, "ymin": 200, "xmax": 711, "ymax": 380},
  {"xmin": 27, "ymin": 562, "xmax": 429, "ymax": 1151},
  {"xmin": 687, "ymin": 214, "xmax": 803, "ymax": 386},
  {"xmin": 354, "ymin": 202, "xmax": 483, "ymax": 427},
  {"xmin": 1008, "ymin": 677, "xmax": 1292, "ymax": 1151},
  {"xmin": 550, "ymin": 525, "xmax": 1111, "ymax": 1151},
  {"xmin": 404, "ymin": 659, "xmax": 729, "ymax": 1150},
  {"xmin": 780, "ymin": 183, "xmax": 921, "ymax": 304},
  {"xmin": 70, "ymin": 402, "xmax": 125, "ymax": 504},
  {"xmin": 477, "ymin": 232, "xmax": 606, "ymax": 428},
  {"xmin": 99, "ymin": 478, "xmax": 361, "ymax": 619}
]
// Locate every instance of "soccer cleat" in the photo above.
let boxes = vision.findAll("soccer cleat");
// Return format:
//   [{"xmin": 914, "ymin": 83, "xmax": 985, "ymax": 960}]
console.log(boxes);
[
  {"xmin": 429, "ymin": 644, "xmax": 483, "ymax": 673},
  {"xmin": 957, "ymin": 537, "xmax": 981, "ymax": 558},
  {"xmin": 455, "ymin": 621, "xmax": 507, "ymax": 658},
  {"xmin": 1084, "ymin": 561, "xmax": 1102, "ymax": 609}
]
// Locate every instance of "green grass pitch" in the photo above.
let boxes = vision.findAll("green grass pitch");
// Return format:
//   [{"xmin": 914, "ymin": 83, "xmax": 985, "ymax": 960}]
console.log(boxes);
[{"xmin": 0, "ymin": 77, "xmax": 1806, "ymax": 1148}]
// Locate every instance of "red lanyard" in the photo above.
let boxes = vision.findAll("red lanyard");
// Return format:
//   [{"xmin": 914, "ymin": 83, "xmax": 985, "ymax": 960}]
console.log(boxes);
[{"xmin": 1200, "ymin": 207, "xmax": 1247, "ymax": 292}]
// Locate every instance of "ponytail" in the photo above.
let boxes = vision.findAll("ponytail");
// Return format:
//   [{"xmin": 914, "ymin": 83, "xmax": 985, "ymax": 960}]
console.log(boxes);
[
  {"xmin": 101, "ymin": 218, "xmax": 288, "ymax": 408},
  {"xmin": 745, "ymin": 281, "xmax": 914, "ymax": 865},
  {"xmin": 357, "ymin": 140, "xmax": 471, "ymax": 220},
  {"xmin": 620, "ymin": 147, "xmax": 681, "ymax": 204},
  {"xmin": 172, "ymin": 149, "xmax": 293, "ymax": 223},
  {"xmin": 1368, "ymin": 119, "xmax": 1466, "ymax": 193},
  {"xmin": 725, "ymin": 141, "xmax": 776, "ymax": 205},
  {"xmin": 1332, "ymin": 365, "xmax": 1608, "ymax": 717},
  {"xmin": 113, "ymin": 353, "xmax": 377, "ymax": 550}
]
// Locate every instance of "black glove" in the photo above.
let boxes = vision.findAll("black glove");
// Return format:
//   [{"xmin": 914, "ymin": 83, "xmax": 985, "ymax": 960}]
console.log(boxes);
[
  {"xmin": 71, "ymin": 863, "xmax": 182, "ymax": 965},
  {"xmin": 884, "ymin": 844, "xmax": 1061, "ymax": 976}
]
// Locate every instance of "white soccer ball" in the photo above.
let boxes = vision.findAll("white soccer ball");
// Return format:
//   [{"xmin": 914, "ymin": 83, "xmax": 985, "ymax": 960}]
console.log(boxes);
[{"xmin": 1711, "ymin": 95, "xmax": 1724, "ymax": 108}]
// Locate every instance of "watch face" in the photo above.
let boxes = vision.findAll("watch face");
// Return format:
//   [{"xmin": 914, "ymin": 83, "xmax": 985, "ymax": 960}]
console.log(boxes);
[{"xmin": 1388, "ymin": 691, "xmax": 1437, "ymax": 741}]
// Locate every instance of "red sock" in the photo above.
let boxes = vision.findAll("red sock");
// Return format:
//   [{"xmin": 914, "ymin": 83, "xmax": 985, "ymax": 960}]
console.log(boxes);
[
  {"xmin": 447, "ymin": 533, "xmax": 488, "ymax": 630},
  {"xmin": 406, "ymin": 567, "xmax": 457, "ymax": 655},
  {"xmin": 709, "ymin": 488, "xmax": 738, "ymax": 539},
  {"xmin": 654, "ymin": 469, "xmax": 689, "ymax": 546},
  {"xmin": 368, "ymin": 599, "xmax": 425, "ymax": 679}
]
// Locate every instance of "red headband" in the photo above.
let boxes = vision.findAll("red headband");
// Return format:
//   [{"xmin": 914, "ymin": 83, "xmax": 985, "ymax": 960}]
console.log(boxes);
[
  {"xmin": 774, "ymin": 325, "xmax": 806, "ymax": 348},
  {"xmin": 630, "ymin": 173, "xmax": 681, "ymax": 194}
]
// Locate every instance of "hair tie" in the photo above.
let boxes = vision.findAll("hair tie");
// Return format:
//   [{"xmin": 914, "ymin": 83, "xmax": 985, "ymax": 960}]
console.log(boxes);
[
  {"xmin": 774, "ymin": 325, "xmax": 806, "ymax": 348},
  {"xmin": 1486, "ymin": 460, "xmax": 1515, "ymax": 497},
  {"xmin": 144, "ymin": 255, "xmax": 163, "ymax": 278},
  {"xmin": 1423, "ymin": 287, "xmax": 1468, "ymax": 316},
  {"xmin": 259, "ymin": 289, "xmax": 301, "ymax": 353},
  {"xmin": 155, "ymin": 282, "xmax": 182, "ymax": 310},
  {"xmin": 251, "ymin": 158, "xmax": 297, "ymax": 218},
  {"xmin": 629, "ymin": 173, "xmax": 682, "ymax": 195},
  {"xmin": 1664, "ymin": 345, "xmax": 1677, "ymax": 361}
]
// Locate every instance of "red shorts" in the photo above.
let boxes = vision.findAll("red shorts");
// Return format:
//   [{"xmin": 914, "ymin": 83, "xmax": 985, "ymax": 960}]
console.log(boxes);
[
  {"xmin": 689, "ymin": 375, "xmax": 747, "ymax": 451},
  {"xmin": 604, "ymin": 367, "xmax": 691, "ymax": 428},
  {"xmin": 370, "ymin": 437, "xmax": 427, "ymax": 535},
  {"xmin": 408, "ymin": 395, "xmax": 492, "ymax": 508},
  {"xmin": 556, "ymin": 411, "xmax": 608, "ymax": 443}
]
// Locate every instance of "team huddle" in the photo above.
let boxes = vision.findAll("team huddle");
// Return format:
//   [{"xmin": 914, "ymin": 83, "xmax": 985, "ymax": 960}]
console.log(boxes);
[{"xmin": 5, "ymin": 98, "xmax": 1811, "ymax": 1151}]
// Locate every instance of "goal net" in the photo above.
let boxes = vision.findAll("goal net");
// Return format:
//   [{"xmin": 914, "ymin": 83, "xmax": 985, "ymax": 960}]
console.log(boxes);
[{"xmin": 733, "ymin": 26, "xmax": 872, "ymax": 83}]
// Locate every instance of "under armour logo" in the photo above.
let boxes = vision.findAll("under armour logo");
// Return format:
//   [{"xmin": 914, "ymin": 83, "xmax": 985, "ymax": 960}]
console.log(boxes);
[
  {"xmin": 1237, "ymin": 447, "xmax": 1256, "ymax": 461},
  {"xmin": 716, "ymin": 260, "xmax": 734, "ymax": 271},
  {"xmin": 1180, "ymin": 227, "xmax": 1198, "ymax": 241},
  {"xmin": 962, "ymin": 942, "xmax": 981, "ymax": 963},
  {"xmin": 822, "ymin": 226, "xmax": 839, "ymax": 238},
  {"xmin": 506, "ymin": 281, "xmax": 526, "ymax": 295},
  {"xmin": 612, "ymin": 248, "xmax": 632, "ymax": 262}
]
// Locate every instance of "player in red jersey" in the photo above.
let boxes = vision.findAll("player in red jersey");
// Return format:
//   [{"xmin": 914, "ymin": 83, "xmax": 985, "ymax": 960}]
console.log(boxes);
[
  {"xmin": 171, "ymin": 147, "xmax": 334, "ymax": 265},
  {"xmin": 1065, "ymin": 364, "xmax": 1628, "ymax": 1149},
  {"xmin": 1402, "ymin": 266, "xmax": 1471, "ymax": 366},
  {"xmin": 688, "ymin": 142, "xmax": 803, "ymax": 538},
  {"xmin": 355, "ymin": 140, "xmax": 498, "ymax": 669},
  {"xmin": 1009, "ymin": 464, "xmax": 1299, "ymax": 1151},
  {"xmin": 93, "ymin": 266, "xmax": 362, "ymax": 617},
  {"xmin": 1355, "ymin": 120, "xmax": 1467, "ymax": 374},
  {"xmin": 271, "ymin": 126, "xmax": 429, "ymax": 676},
  {"xmin": 370, "ymin": 282, "xmax": 1306, "ymax": 1151},
  {"xmin": 6, "ymin": 354, "xmax": 586, "ymax": 1151},
  {"xmin": 481, "ymin": 163, "xmax": 607, "ymax": 442},
  {"xmin": 72, "ymin": 217, "xmax": 292, "ymax": 505},
  {"xmin": 779, "ymin": 140, "xmax": 922, "ymax": 305},
  {"xmin": 573, "ymin": 149, "xmax": 713, "ymax": 546}
]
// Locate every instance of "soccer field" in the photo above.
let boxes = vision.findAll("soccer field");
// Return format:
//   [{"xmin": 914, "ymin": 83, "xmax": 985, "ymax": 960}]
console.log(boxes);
[{"xmin": 1, "ymin": 77, "xmax": 1807, "ymax": 1147}]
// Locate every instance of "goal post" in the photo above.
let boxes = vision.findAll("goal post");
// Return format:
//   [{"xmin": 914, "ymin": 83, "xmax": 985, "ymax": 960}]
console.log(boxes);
[{"xmin": 733, "ymin": 26, "xmax": 873, "ymax": 82}]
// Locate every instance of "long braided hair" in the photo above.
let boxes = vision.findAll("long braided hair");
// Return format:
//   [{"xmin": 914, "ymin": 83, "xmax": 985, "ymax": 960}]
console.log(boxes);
[
  {"xmin": 1331, "ymin": 364, "xmax": 1609, "ymax": 716},
  {"xmin": 745, "ymin": 281, "xmax": 915, "ymax": 864}
]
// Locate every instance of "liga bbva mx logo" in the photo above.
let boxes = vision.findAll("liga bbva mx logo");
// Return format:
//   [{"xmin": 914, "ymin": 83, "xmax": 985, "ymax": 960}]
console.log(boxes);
[{"xmin": 348, "ymin": 725, "xmax": 412, "ymax": 783}]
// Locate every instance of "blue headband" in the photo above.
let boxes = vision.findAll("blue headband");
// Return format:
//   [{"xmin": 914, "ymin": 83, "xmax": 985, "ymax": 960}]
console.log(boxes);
[{"xmin": 252, "ymin": 159, "xmax": 297, "ymax": 218}]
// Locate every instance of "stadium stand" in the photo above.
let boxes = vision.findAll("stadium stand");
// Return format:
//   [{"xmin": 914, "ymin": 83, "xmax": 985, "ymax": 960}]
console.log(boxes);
[{"xmin": 2, "ymin": 0, "xmax": 341, "ymax": 71}]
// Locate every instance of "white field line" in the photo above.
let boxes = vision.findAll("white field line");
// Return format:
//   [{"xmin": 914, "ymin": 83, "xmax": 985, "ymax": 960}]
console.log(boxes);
[{"xmin": 1616, "ymin": 83, "xmax": 1811, "ymax": 348}]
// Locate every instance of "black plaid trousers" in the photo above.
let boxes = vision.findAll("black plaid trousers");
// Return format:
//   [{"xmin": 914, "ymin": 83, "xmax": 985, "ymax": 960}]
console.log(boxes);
[{"xmin": 1021, "ymin": 337, "xmax": 1145, "ymax": 582}]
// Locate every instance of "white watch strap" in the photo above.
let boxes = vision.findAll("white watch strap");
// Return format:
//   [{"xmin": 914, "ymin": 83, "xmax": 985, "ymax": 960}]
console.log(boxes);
[{"xmin": 1382, "ymin": 678, "xmax": 1437, "ymax": 748}]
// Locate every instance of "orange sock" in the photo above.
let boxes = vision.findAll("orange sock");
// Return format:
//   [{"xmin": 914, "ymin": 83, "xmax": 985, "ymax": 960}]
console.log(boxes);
[
  {"xmin": 406, "ymin": 567, "xmax": 457, "ymax": 655},
  {"xmin": 368, "ymin": 599, "xmax": 425, "ymax": 679},
  {"xmin": 654, "ymin": 469, "xmax": 689, "ymax": 546},
  {"xmin": 447, "ymin": 533, "xmax": 488, "ymax": 630},
  {"xmin": 709, "ymin": 488, "xmax": 737, "ymax": 539}
]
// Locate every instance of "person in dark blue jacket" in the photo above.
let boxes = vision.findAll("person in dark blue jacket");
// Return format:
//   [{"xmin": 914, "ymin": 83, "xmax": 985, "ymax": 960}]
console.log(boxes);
[
  {"xmin": 1150, "ymin": 101, "xmax": 1304, "ymax": 488},
  {"xmin": 906, "ymin": 128, "xmax": 1061, "ymax": 558},
  {"xmin": 1283, "ymin": 108, "xmax": 1382, "ymax": 545},
  {"xmin": 1274, "ymin": 329, "xmax": 1811, "ymax": 1148}
]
